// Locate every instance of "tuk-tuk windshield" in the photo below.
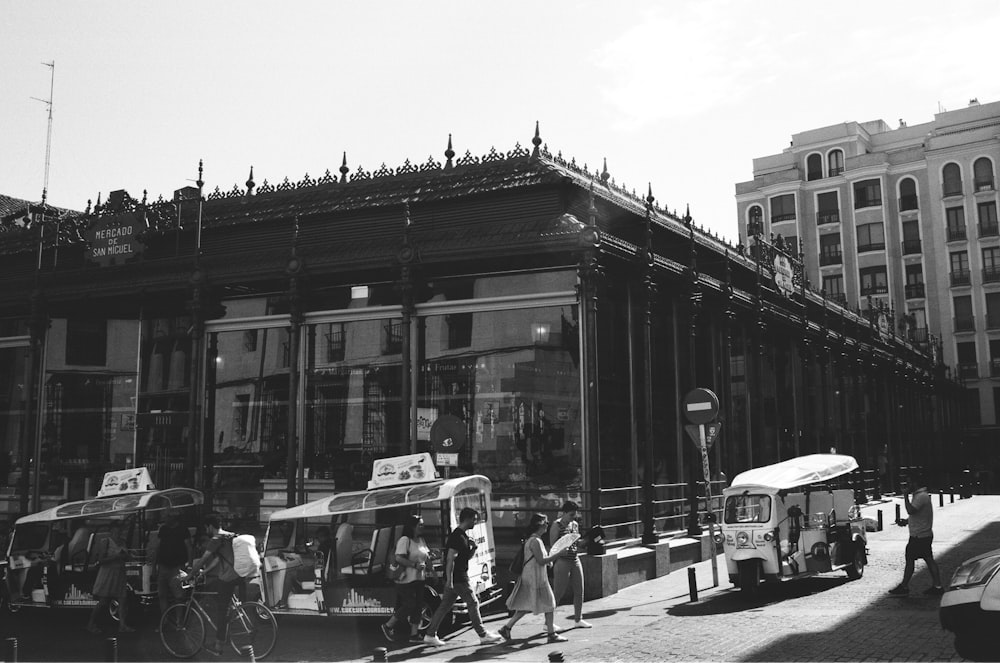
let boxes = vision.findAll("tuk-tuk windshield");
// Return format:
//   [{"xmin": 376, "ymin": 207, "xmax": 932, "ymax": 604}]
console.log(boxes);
[
  {"xmin": 10, "ymin": 523, "xmax": 49, "ymax": 552},
  {"xmin": 724, "ymin": 494, "xmax": 772, "ymax": 524}
]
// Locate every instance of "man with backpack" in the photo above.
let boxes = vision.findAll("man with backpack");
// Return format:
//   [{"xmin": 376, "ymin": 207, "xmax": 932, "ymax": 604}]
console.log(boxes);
[{"xmin": 190, "ymin": 514, "xmax": 242, "ymax": 656}]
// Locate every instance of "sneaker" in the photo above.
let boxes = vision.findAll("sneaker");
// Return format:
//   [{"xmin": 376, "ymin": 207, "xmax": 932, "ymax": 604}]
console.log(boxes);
[
  {"xmin": 424, "ymin": 635, "xmax": 446, "ymax": 646},
  {"xmin": 574, "ymin": 619, "xmax": 593, "ymax": 629},
  {"xmin": 548, "ymin": 633, "xmax": 569, "ymax": 643},
  {"xmin": 498, "ymin": 625, "xmax": 512, "ymax": 641},
  {"xmin": 479, "ymin": 631, "xmax": 503, "ymax": 645},
  {"xmin": 380, "ymin": 623, "xmax": 394, "ymax": 641},
  {"xmin": 888, "ymin": 585, "xmax": 909, "ymax": 596},
  {"xmin": 923, "ymin": 585, "xmax": 945, "ymax": 596}
]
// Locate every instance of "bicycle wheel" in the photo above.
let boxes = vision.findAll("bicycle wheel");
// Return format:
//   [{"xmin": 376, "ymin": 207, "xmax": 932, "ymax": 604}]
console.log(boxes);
[
  {"xmin": 160, "ymin": 603, "xmax": 206, "ymax": 659},
  {"xmin": 228, "ymin": 601, "xmax": 278, "ymax": 659}
]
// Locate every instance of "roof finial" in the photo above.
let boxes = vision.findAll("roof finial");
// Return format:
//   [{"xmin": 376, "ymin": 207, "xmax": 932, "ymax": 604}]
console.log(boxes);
[
  {"xmin": 684, "ymin": 204, "xmax": 692, "ymax": 227},
  {"xmin": 85, "ymin": 199, "xmax": 92, "ymax": 214},
  {"xmin": 601, "ymin": 158, "xmax": 610, "ymax": 184},
  {"xmin": 531, "ymin": 121, "xmax": 542, "ymax": 159},
  {"xmin": 588, "ymin": 180, "xmax": 597, "ymax": 227},
  {"xmin": 196, "ymin": 159, "xmax": 204, "ymax": 191},
  {"xmin": 646, "ymin": 183, "xmax": 654, "ymax": 207},
  {"xmin": 246, "ymin": 166, "xmax": 255, "ymax": 195},
  {"xmin": 444, "ymin": 134, "xmax": 455, "ymax": 170},
  {"xmin": 339, "ymin": 152, "xmax": 349, "ymax": 183},
  {"xmin": 141, "ymin": 189, "xmax": 148, "ymax": 206}
]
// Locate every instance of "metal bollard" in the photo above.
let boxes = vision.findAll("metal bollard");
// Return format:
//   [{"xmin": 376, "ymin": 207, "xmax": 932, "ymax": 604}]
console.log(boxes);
[
  {"xmin": 688, "ymin": 566, "xmax": 698, "ymax": 602},
  {"xmin": 877, "ymin": 510, "xmax": 883, "ymax": 531},
  {"xmin": 950, "ymin": 492, "xmax": 955, "ymax": 504},
  {"xmin": 5, "ymin": 637, "xmax": 17, "ymax": 663},
  {"xmin": 895, "ymin": 504, "xmax": 901, "ymax": 523},
  {"xmin": 373, "ymin": 646, "xmax": 388, "ymax": 662},
  {"xmin": 939, "ymin": 492, "xmax": 944, "ymax": 507},
  {"xmin": 105, "ymin": 637, "xmax": 118, "ymax": 663},
  {"xmin": 243, "ymin": 645, "xmax": 256, "ymax": 663},
  {"xmin": 549, "ymin": 652, "xmax": 566, "ymax": 662}
]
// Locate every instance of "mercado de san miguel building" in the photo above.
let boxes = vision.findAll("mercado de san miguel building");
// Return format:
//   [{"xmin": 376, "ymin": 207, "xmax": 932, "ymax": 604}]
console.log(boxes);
[{"xmin": 0, "ymin": 125, "xmax": 963, "ymax": 551}]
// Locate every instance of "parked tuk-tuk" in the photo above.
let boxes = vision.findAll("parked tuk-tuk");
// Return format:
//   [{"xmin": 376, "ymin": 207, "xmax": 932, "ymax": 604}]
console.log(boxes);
[
  {"xmin": 719, "ymin": 454, "xmax": 868, "ymax": 595},
  {"xmin": 2, "ymin": 467, "xmax": 203, "ymax": 614},
  {"xmin": 260, "ymin": 453, "xmax": 501, "ymax": 629}
]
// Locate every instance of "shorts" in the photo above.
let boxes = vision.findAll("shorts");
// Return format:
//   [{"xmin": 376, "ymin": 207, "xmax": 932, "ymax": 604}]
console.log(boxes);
[{"xmin": 905, "ymin": 536, "xmax": 934, "ymax": 562}]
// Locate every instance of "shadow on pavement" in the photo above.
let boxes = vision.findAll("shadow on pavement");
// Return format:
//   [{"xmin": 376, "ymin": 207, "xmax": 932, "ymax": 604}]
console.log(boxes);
[{"xmin": 668, "ymin": 576, "xmax": 851, "ymax": 617}]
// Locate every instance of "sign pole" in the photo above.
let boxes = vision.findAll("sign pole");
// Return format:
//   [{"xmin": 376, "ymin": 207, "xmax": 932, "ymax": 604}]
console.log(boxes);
[{"xmin": 700, "ymin": 424, "xmax": 719, "ymax": 588}]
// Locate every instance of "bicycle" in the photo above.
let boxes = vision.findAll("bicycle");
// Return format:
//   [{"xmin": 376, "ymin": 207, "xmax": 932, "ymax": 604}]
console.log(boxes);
[{"xmin": 159, "ymin": 574, "xmax": 277, "ymax": 659}]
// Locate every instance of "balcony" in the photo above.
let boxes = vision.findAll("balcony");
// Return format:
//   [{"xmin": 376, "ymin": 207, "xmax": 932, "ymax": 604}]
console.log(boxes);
[
  {"xmin": 991, "ymin": 358, "xmax": 1000, "ymax": 377},
  {"xmin": 901, "ymin": 239, "xmax": 922, "ymax": 255},
  {"xmin": 771, "ymin": 213, "xmax": 796, "ymax": 223},
  {"xmin": 943, "ymin": 182, "xmax": 964, "ymax": 198},
  {"xmin": 984, "ymin": 266, "xmax": 1000, "ymax": 284},
  {"xmin": 979, "ymin": 222, "xmax": 1000, "ymax": 238},
  {"xmin": 898, "ymin": 195, "xmax": 919, "ymax": 212},
  {"xmin": 817, "ymin": 211, "xmax": 840, "ymax": 225},
  {"xmin": 954, "ymin": 316, "xmax": 975, "ymax": 332},
  {"xmin": 950, "ymin": 270, "xmax": 971, "ymax": 287},
  {"xmin": 958, "ymin": 363, "xmax": 979, "ymax": 380},
  {"xmin": 857, "ymin": 241, "xmax": 886, "ymax": 253},
  {"xmin": 975, "ymin": 177, "xmax": 995, "ymax": 192},
  {"xmin": 947, "ymin": 226, "xmax": 968, "ymax": 242},
  {"xmin": 829, "ymin": 293, "xmax": 848, "ymax": 307},
  {"xmin": 829, "ymin": 166, "xmax": 844, "ymax": 177},
  {"xmin": 909, "ymin": 327, "xmax": 929, "ymax": 344},
  {"xmin": 819, "ymin": 250, "xmax": 842, "ymax": 266},
  {"xmin": 861, "ymin": 284, "xmax": 889, "ymax": 296},
  {"xmin": 905, "ymin": 283, "xmax": 925, "ymax": 299}
]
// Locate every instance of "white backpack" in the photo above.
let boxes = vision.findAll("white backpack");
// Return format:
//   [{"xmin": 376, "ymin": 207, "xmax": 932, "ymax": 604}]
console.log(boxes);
[{"xmin": 231, "ymin": 534, "xmax": 261, "ymax": 578}]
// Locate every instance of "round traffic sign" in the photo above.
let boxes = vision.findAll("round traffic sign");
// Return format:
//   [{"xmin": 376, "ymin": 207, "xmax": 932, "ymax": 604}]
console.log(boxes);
[
  {"xmin": 683, "ymin": 388, "xmax": 719, "ymax": 425},
  {"xmin": 430, "ymin": 414, "xmax": 468, "ymax": 453}
]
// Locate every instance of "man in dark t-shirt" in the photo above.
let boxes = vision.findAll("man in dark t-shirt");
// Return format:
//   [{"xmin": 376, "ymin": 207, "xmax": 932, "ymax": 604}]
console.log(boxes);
[
  {"xmin": 423, "ymin": 508, "xmax": 501, "ymax": 646},
  {"xmin": 154, "ymin": 510, "xmax": 192, "ymax": 620}
]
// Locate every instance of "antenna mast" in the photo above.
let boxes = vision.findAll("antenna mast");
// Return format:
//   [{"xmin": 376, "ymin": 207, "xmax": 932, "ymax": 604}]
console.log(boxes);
[{"xmin": 31, "ymin": 61, "xmax": 55, "ymax": 206}]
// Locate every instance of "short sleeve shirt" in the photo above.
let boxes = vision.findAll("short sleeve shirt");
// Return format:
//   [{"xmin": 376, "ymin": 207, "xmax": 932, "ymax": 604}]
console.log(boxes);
[
  {"xmin": 445, "ymin": 527, "xmax": 475, "ymax": 583},
  {"xmin": 907, "ymin": 489, "xmax": 933, "ymax": 538},
  {"xmin": 157, "ymin": 522, "xmax": 191, "ymax": 568},
  {"xmin": 205, "ymin": 532, "xmax": 237, "ymax": 582},
  {"xmin": 395, "ymin": 535, "xmax": 430, "ymax": 583}
]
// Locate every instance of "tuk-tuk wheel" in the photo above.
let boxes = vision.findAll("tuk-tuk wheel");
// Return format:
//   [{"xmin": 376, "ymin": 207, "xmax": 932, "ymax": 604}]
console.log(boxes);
[
  {"xmin": 845, "ymin": 546, "xmax": 865, "ymax": 580},
  {"xmin": 737, "ymin": 560, "xmax": 761, "ymax": 596},
  {"xmin": 954, "ymin": 631, "xmax": 992, "ymax": 661}
]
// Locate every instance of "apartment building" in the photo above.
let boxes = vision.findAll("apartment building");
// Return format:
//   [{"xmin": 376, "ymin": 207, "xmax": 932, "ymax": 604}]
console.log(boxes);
[{"xmin": 736, "ymin": 99, "xmax": 1000, "ymax": 459}]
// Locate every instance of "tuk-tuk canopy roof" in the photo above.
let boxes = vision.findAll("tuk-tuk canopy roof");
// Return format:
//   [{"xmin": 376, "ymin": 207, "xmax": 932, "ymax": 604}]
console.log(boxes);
[
  {"xmin": 15, "ymin": 488, "xmax": 204, "ymax": 525},
  {"xmin": 268, "ymin": 475, "xmax": 491, "ymax": 521},
  {"xmin": 729, "ymin": 454, "xmax": 859, "ymax": 491}
]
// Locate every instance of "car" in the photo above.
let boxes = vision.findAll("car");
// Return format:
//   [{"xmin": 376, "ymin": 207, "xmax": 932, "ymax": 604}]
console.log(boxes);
[{"xmin": 939, "ymin": 548, "xmax": 1000, "ymax": 661}]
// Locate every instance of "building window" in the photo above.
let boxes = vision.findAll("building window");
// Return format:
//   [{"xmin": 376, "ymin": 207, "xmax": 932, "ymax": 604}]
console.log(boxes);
[
  {"xmin": 899, "ymin": 178, "xmax": 918, "ymax": 211},
  {"xmin": 780, "ymin": 235, "xmax": 798, "ymax": 255},
  {"xmin": 957, "ymin": 342, "xmax": 978, "ymax": 379},
  {"xmin": 901, "ymin": 220, "xmax": 920, "ymax": 255},
  {"xmin": 983, "ymin": 247, "xmax": 1000, "ymax": 284},
  {"xmin": 817, "ymin": 192, "xmax": 839, "ymax": 225},
  {"xmin": 806, "ymin": 153, "xmax": 823, "ymax": 181},
  {"xmin": 66, "ymin": 318, "xmax": 107, "ymax": 366},
  {"xmin": 853, "ymin": 179, "xmax": 882, "ymax": 209},
  {"xmin": 828, "ymin": 149, "xmax": 844, "ymax": 177},
  {"xmin": 445, "ymin": 313, "xmax": 473, "ymax": 349},
  {"xmin": 954, "ymin": 294, "xmax": 974, "ymax": 332},
  {"xmin": 974, "ymin": 157, "xmax": 995, "ymax": 192},
  {"xmin": 965, "ymin": 389, "xmax": 981, "ymax": 425},
  {"xmin": 770, "ymin": 194, "xmax": 796, "ymax": 223},
  {"xmin": 819, "ymin": 233, "xmax": 842, "ymax": 266},
  {"xmin": 987, "ymin": 292, "xmax": 1000, "ymax": 330},
  {"xmin": 822, "ymin": 274, "xmax": 845, "ymax": 305},
  {"xmin": 857, "ymin": 222, "xmax": 885, "ymax": 252},
  {"xmin": 946, "ymin": 207, "xmax": 967, "ymax": 241},
  {"xmin": 382, "ymin": 319, "xmax": 403, "ymax": 355},
  {"xmin": 242, "ymin": 329, "xmax": 258, "ymax": 353},
  {"xmin": 326, "ymin": 323, "xmax": 345, "ymax": 362},
  {"xmin": 909, "ymin": 308, "xmax": 928, "ymax": 343},
  {"xmin": 978, "ymin": 201, "xmax": 998, "ymax": 237},
  {"xmin": 990, "ymin": 339, "xmax": 1000, "ymax": 377},
  {"xmin": 950, "ymin": 251, "xmax": 970, "ymax": 286},
  {"xmin": 943, "ymin": 162, "xmax": 963, "ymax": 197},
  {"xmin": 905, "ymin": 264, "xmax": 924, "ymax": 299},
  {"xmin": 859, "ymin": 266, "xmax": 888, "ymax": 295},
  {"xmin": 747, "ymin": 205, "xmax": 763, "ymax": 237}
]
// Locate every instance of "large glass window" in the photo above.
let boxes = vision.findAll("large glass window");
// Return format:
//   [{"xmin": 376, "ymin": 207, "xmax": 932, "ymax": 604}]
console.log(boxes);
[
  {"xmin": 978, "ymin": 202, "xmax": 998, "ymax": 237},
  {"xmin": 946, "ymin": 207, "xmax": 967, "ymax": 241},
  {"xmin": 853, "ymin": 179, "xmax": 882, "ymax": 209},
  {"xmin": 822, "ymin": 274, "xmax": 845, "ymax": 304},
  {"xmin": 943, "ymin": 163, "xmax": 963, "ymax": 197},
  {"xmin": 770, "ymin": 194, "xmax": 796, "ymax": 223},
  {"xmin": 957, "ymin": 342, "xmax": 978, "ymax": 379},
  {"xmin": 828, "ymin": 150, "xmax": 844, "ymax": 177},
  {"xmin": 974, "ymin": 157, "xmax": 994, "ymax": 192},
  {"xmin": 899, "ymin": 178, "xmax": 918, "ymax": 211},
  {"xmin": 859, "ymin": 267, "xmax": 888, "ymax": 295},
  {"xmin": 819, "ymin": 233, "xmax": 841, "ymax": 265},
  {"xmin": 983, "ymin": 247, "xmax": 1000, "ymax": 284},
  {"xmin": 857, "ymin": 223, "xmax": 885, "ymax": 252},
  {"xmin": 954, "ymin": 295, "xmax": 974, "ymax": 332},
  {"xmin": 987, "ymin": 293, "xmax": 1000, "ymax": 330},
  {"xmin": 806, "ymin": 154, "xmax": 823, "ymax": 181},
  {"xmin": 817, "ymin": 192, "xmax": 839, "ymax": 225}
]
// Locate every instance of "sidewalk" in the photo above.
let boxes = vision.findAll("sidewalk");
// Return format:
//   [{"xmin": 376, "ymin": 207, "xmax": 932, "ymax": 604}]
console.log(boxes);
[{"xmin": 362, "ymin": 492, "xmax": 987, "ymax": 662}]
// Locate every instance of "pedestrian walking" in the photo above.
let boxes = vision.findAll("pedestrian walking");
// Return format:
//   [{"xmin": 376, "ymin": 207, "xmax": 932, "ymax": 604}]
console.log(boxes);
[
  {"xmin": 499, "ymin": 513, "xmax": 569, "ymax": 643},
  {"xmin": 87, "ymin": 521, "xmax": 134, "ymax": 634},
  {"xmin": 423, "ymin": 507, "xmax": 502, "ymax": 646},
  {"xmin": 889, "ymin": 471, "xmax": 944, "ymax": 596},
  {"xmin": 151, "ymin": 509, "xmax": 192, "ymax": 630},
  {"xmin": 549, "ymin": 501, "xmax": 592, "ymax": 629},
  {"xmin": 382, "ymin": 515, "xmax": 430, "ymax": 644}
]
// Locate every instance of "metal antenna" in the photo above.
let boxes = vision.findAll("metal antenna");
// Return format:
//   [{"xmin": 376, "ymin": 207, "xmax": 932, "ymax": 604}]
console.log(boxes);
[{"xmin": 31, "ymin": 61, "xmax": 55, "ymax": 207}]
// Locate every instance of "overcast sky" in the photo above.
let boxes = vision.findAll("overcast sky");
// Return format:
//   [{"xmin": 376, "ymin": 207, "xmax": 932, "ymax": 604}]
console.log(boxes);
[{"xmin": 3, "ymin": 1, "xmax": 999, "ymax": 241}]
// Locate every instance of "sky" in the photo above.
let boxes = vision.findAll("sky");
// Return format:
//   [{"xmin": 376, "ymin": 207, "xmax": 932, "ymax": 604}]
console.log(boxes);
[{"xmin": 3, "ymin": 1, "xmax": 1000, "ymax": 242}]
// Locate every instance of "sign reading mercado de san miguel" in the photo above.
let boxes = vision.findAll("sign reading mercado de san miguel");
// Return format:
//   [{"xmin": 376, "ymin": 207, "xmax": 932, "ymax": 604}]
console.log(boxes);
[{"xmin": 85, "ymin": 212, "xmax": 143, "ymax": 266}]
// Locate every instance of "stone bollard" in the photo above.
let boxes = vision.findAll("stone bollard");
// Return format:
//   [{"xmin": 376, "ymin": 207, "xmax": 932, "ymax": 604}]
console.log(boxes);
[
  {"xmin": 5, "ymin": 637, "xmax": 17, "ymax": 663},
  {"xmin": 549, "ymin": 652, "xmax": 566, "ymax": 662},
  {"xmin": 373, "ymin": 646, "xmax": 388, "ymax": 662},
  {"xmin": 105, "ymin": 637, "xmax": 118, "ymax": 663},
  {"xmin": 688, "ymin": 566, "xmax": 698, "ymax": 602}
]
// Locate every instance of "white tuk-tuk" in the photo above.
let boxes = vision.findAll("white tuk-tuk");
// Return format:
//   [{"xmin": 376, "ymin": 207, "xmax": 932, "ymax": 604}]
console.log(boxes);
[
  {"xmin": 3, "ymin": 468, "xmax": 203, "ymax": 613},
  {"xmin": 260, "ymin": 453, "xmax": 501, "ymax": 630},
  {"xmin": 720, "ymin": 454, "xmax": 868, "ymax": 595}
]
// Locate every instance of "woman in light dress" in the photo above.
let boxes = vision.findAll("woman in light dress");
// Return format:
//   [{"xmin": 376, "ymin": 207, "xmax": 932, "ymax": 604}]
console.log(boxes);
[{"xmin": 500, "ymin": 513, "xmax": 568, "ymax": 643}]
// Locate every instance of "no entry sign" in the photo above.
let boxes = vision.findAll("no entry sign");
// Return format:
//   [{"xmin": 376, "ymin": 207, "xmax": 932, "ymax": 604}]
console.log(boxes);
[{"xmin": 683, "ymin": 388, "xmax": 719, "ymax": 425}]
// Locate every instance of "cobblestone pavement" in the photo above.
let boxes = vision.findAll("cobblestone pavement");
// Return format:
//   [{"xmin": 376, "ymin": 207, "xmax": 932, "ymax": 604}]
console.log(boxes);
[{"xmin": 383, "ymin": 495, "xmax": 999, "ymax": 663}]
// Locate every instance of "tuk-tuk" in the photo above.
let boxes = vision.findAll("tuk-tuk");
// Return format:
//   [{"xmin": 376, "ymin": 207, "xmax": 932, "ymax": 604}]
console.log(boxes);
[
  {"xmin": 719, "ymin": 454, "xmax": 868, "ymax": 595},
  {"xmin": 260, "ymin": 453, "xmax": 501, "ymax": 629},
  {"xmin": 3, "ymin": 467, "xmax": 203, "ymax": 613}
]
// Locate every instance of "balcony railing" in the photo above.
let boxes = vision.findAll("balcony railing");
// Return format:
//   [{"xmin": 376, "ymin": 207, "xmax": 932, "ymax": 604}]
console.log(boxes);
[
  {"xmin": 991, "ymin": 358, "xmax": 1000, "ymax": 377},
  {"xmin": 861, "ymin": 284, "xmax": 889, "ymax": 296},
  {"xmin": 947, "ymin": 226, "xmax": 968, "ymax": 241},
  {"xmin": 819, "ymin": 250, "xmax": 842, "ymax": 266},
  {"xmin": 954, "ymin": 316, "xmax": 975, "ymax": 332},
  {"xmin": 958, "ymin": 363, "xmax": 979, "ymax": 380},
  {"xmin": 898, "ymin": 195, "xmax": 919, "ymax": 211},
  {"xmin": 817, "ymin": 211, "xmax": 840, "ymax": 225},
  {"xmin": 943, "ymin": 183, "xmax": 964, "ymax": 197},
  {"xmin": 771, "ymin": 213, "xmax": 796, "ymax": 223},
  {"xmin": 909, "ymin": 327, "xmax": 929, "ymax": 344},
  {"xmin": 829, "ymin": 293, "xmax": 848, "ymax": 307},
  {"xmin": 979, "ymin": 222, "xmax": 1000, "ymax": 238},
  {"xmin": 975, "ymin": 177, "xmax": 995, "ymax": 192},
  {"xmin": 829, "ymin": 167, "xmax": 844, "ymax": 177},
  {"xmin": 951, "ymin": 270, "xmax": 971, "ymax": 286},
  {"xmin": 857, "ymin": 242, "xmax": 886, "ymax": 253},
  {"xmin": 984, "ymin": 266, "xmax": 1000, "ymax": 284},
  {"xmin": 901, "ymin": 239, "xmax": 922, "ymax": 255},
  {"xmin": 905, "ymin": 283, "xmax": 925, "ymax": 299},
  {"xmin": 382, "ymin": 321, "xmax": 403, "ymax": 355}
]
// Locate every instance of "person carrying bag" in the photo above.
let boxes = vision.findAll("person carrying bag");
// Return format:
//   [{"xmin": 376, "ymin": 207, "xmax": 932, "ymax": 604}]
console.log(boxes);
[
  {"xmin": 381, "ymin": 515, "xmax": 431, "ymax": 643},
  {"xmin": 499, "ymin": 513, "xmax": 568, "ymax": 643}
]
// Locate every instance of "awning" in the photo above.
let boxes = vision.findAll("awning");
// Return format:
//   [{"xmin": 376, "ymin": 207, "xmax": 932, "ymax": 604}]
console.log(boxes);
[
  {"xmin": 15, "ymin": 488, "xmax": 204, "ymax": 525},
  {"xmin": 268, "ymin": 475, "xmax": 491, "ymax": 521},
  {"xmin": 728, "ymin": 454, "xmax": 859, "ymax": 491}
]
